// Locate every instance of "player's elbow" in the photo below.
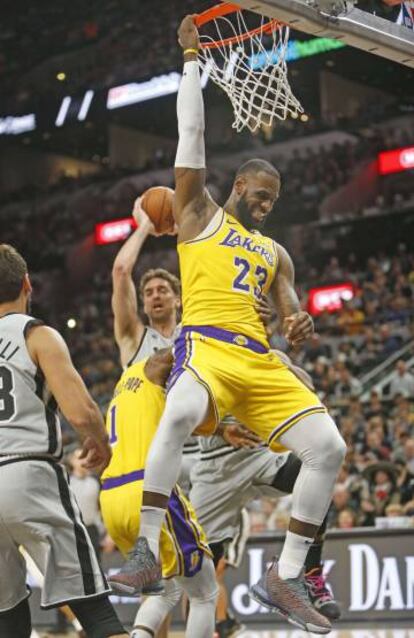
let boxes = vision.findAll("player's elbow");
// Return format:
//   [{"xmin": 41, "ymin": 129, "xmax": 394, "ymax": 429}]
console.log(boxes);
[{"xmin": 112, "ymin": 261, "xmax": 132, "ymax": 281}]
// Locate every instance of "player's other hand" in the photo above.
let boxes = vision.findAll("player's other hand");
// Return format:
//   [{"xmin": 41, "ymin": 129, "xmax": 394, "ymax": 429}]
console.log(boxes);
[
  {"xmin": 178, "ymin": 14, "xmax": 200, "ymax": 50},
  {"xmin": 132, "ymin": 196, "xmax": 156, "ymax": 235},
  {"xmin": 222, "ymin": 423, "xmax": 262, "ymax": 449},
  {"xmin": 255, "ymin": 296, "xmax": 273, "ymax": 325},
  {"xmin": 283, "ymin": 311, "xmax": 314, "ymax": 346},
  {"xmin": 79, "ymin": 436, "xmax": 112, "ymax": 474}
]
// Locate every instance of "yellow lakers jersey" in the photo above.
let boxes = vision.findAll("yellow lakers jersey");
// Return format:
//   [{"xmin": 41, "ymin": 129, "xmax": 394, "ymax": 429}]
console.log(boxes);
[
  {"xmin": 101, "ymin": 359, "xmax": 165, "ymax": 481},
  {"xmin": 178, "ymin": 209, "xmax": 278, "ymax": 347}
]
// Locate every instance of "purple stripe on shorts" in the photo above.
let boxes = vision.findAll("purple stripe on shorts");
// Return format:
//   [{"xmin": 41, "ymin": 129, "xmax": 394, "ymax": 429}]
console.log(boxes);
[
  {"xmin": 181, "ymin": 325, "xmax": 268, "ymax": 354},
  {"xmin": 166, "ymin": 331, "xmax": 189, "ymax": 393},
  {"xmin": 101, "ymin": 469, "xmax": 145, "ymax": 490},
  {"xmin": 168, "ymin": 488, "xmax": 204, "ymax": 577}
]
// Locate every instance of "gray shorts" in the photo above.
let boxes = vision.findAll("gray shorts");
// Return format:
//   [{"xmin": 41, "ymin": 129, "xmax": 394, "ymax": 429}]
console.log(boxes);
[
  {"xmin": 0, "ymin": 459, "xmax": 110, "ymax": 612},
  {"xmin": 190, "ymin": 446, "xmax": 290, "ymax": 544}
]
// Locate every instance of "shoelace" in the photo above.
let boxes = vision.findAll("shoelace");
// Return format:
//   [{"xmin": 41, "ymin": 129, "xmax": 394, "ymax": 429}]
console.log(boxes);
[{"xmin": 306, "ymin": 573, "xmax": 331, "ymax": 602}]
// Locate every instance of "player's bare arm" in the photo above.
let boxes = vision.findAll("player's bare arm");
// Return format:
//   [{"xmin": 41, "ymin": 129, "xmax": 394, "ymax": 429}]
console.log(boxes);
[
  {"xmin": 112, "ymin": 197, "xmax": 154, "ymax": 367},
  {"xmin": 271, "ymin": 243, "xmax": 314, "ymax": 346},
  {"xmin": 26, "ymin": 324, "xmax": 111, "ymax": 470},
  {"xmin": 174, "ymin": 15, "xmax": 219, "ymax": 243}
]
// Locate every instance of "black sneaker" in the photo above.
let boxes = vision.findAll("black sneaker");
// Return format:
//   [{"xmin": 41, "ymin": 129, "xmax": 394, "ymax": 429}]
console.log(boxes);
[
  {"xmin": 214, "ymin": 614, "xmax": 246, "ymax": 637},
  {"xmin": 305, "ymin": 566, "xmax": 341, "ymax": 620},
  {"xmin": 108, "ymin": 537, "xmax": 164, "ymax": 597}
]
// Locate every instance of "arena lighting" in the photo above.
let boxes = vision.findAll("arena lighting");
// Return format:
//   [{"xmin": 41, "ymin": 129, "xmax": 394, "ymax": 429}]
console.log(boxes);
[
  {"xmin": 249, "ymin": 37, "xmax": 346, "ymax": 71},
  {"xmin": 95, "ymin": 217, "xmax": 137, "ymax": 245},
  {"xmin": 57, "ymin": 72, "xmax": 66, "ymax": 81},
  {"xmin": 308, "ymin": 282, "xmax": 354, "ymax": 316},
  {"xmin": 0, "ymin": 113, "xmax": 36, "ymax": 135},
  {"xmin": 67, "ymin": 318, "xmax": 77, "ymax": 329},
  {"xmin": 378, "ymin": 145, "xmax": 414, "ymax": 174},
  {"xmin": 106, "ymin": 66, "xmax": 211, "ymax": 110}
]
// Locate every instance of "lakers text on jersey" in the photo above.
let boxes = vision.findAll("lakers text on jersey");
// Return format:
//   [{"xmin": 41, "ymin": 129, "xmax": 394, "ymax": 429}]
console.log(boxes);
[
  {"xmin": 170, "ymin": 210, "xmax": 326, "ymax": 447},
  {"xmin": 100, "ymin": 359, "xmax": 210, "ymax": 578}
]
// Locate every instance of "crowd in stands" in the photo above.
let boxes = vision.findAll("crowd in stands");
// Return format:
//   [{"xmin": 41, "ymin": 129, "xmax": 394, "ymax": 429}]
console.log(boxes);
[
  {"xmin": 1, "ymin": 0, "xmax": 211, "ymax": 110},
  {"xmin": 254, "ymin": 246, "xmax": 414, "ymax": 532},
  {"xmin": 1, "ymin": 0, "xmax": 401, "ymax": 110},
  {"xmin": 2, "ymin": 113, "xmax": 414, "ymax": 282}
]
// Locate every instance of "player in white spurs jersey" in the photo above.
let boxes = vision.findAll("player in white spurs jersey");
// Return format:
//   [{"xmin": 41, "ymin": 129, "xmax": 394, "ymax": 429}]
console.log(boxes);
[{"xmin": 0, "ymin": 244, "xmax": 128, "ymax": 638}]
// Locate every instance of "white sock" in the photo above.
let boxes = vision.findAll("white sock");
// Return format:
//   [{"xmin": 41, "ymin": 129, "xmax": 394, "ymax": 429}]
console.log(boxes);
[
  {"xmin": 139, "ymin": 506, "xmax": 166, "ymax": 559},
  {"xmin": 278, "ymin": 530, "xmax": 314, "ymax": 580}
]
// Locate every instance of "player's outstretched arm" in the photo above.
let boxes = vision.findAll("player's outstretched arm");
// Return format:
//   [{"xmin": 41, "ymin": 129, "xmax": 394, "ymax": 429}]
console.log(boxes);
[
  {"xmin": 112, "ymin": 197, "xmax": 153, "ymax": 367},
  {"xmin": 26, "ymin": 325, "xmax": 111, "ymax": 470},
  {"xmin": 174, "ymin": 15, "xmax": 218, "ymax": 242},
  {"xmin": 271, "ymin": 243, "xmax": 314, "ymax": 347}
]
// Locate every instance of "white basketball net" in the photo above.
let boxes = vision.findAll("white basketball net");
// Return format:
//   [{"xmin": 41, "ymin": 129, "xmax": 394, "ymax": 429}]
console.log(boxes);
[{"xmin": 198, "ymin": 9, "xmax": 304, "ymax": 133}]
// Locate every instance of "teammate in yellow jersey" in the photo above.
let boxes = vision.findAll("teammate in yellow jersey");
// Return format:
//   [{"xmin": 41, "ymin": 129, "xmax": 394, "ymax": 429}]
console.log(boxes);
[
  {"xmin": 110, "ymin": 15, "xmax": 346, "ymax": 635},
  {"xmin": 100, "ymin": 349, "xmax": 217, "ymax": 638}
]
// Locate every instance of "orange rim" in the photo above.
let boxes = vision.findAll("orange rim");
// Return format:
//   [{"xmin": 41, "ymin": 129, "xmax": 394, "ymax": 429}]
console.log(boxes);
[{"xmin": 195, "ymin": 2, "xmax": 283, "ymax": 50}]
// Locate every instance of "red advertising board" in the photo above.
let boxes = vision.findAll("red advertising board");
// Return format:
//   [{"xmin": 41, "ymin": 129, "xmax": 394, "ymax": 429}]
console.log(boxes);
[
  {"xmin": 95, "ymin": 218, "xmax": 137, "ymax": 245},
  {"xmin": 378, "ymin": 146, "xmax": 414, "ymax": 175},
  {"xmin": 308, "ymin": 282, "xmax": 354, "ymax": 316}
]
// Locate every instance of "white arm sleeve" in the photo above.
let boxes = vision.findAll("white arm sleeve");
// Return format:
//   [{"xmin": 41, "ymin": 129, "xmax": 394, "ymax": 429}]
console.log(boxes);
[{"xmin": 175, "ymin": 60, "xmax": 206, "ymax": 169}]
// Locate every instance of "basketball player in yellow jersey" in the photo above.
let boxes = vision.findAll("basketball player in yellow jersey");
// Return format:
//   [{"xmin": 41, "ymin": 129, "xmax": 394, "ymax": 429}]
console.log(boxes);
[
  {"xmin": 100, "ymin": 349, "xmax": 217, "ymax": 638},
  {"xmin": 112, "ymin": 15, "xmax": 346, "ymax": 634}
]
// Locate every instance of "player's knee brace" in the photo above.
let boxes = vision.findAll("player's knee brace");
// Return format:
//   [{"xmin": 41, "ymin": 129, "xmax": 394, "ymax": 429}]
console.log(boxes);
[
  {"xmin": 163, "ymin": 580, "xmax": 183, "ymax": 610},
  {"xmin": 69, "ymin": 595, "xmax": 126, "ymax": 638},
  {"xmin": 209, "ymin": 540, "xmax": 227, "ymax": 567},
  {"xmin": 0, "ymin": 597, "xmax": 31, "ymax": 638},
  {"xmin": 271, "ymin": 453, "xmax": 302, "ymax": 493}
]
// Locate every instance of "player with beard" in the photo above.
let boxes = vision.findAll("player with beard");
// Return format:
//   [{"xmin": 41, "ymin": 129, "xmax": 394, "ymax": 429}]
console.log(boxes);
[{"xmin": 110, "ymin": 15, "xmax": 346, "ymax": 634}]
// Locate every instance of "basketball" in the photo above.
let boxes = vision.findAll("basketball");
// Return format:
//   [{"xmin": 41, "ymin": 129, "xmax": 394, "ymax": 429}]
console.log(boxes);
[{"xmin": 141, "ymin": 186, "xmax": 175, "ymax": 234}]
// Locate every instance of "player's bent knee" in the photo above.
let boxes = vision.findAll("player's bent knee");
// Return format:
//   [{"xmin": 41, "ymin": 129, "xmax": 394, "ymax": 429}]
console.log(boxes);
[
  {"xmin": 0, "ymin": 598, "xmax": 31, "ymax": 638},
  {"xmin": 323, "ymin": 427, "xmax": 347, "ymax": 470},
  {"xmin": 69, "ymin": 595, "xmax": 126, "ymax": 638}
]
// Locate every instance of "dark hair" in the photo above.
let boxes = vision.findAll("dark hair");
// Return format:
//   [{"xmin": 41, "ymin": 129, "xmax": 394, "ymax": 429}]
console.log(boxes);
[
  {"xmin": 139, "ymin": 268, "xmax": 181, "ymax": 299},
  {"xmin": 0, "ymin": 244, "xmax": 28, "ymax": 303},
  {"xmin": 236, "ymin": 158, "xmax": 281, "ymax": 181}
]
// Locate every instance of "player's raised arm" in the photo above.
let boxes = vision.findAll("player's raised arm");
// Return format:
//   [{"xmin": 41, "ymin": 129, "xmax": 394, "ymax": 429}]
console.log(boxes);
[
  {"xmin": 112, "ymin": 197, "xmax": 154, "ymax": 367},
  {"xmin": 27, "ymin": 325, "xmax": 111, "ymax": 470},
  {"xmin": 271, "ymin": 243, "xmax": 314, "ymax": 347},
  {"xmin": 174, "ymin": 15, "xmax": 217, "ymax": 242}
]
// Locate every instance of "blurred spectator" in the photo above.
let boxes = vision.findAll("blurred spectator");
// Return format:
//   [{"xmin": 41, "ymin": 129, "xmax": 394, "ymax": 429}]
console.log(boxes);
[
  {"xmin": 336, "ymin": 300, "xmax": 365, "ymax": 336},
  {"xmin": 337, "ymin": 508, "xmax": 357, "ymax": 529},
  {"xmin": 388, "ymin": 360, "xmax": 414, "ymax": 398},
  {"xmin": 360, "ymin": 463, "xmax": 401, "ymax": 525}
]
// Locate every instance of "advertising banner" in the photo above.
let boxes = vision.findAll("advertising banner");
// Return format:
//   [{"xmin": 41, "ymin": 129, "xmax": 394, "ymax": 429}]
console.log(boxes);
[{"xmin": 30, "ymin": 528, "xmax": 414, "ymax": 628}]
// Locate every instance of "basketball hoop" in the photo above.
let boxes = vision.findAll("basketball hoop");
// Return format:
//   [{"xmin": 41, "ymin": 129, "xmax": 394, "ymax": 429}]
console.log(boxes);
[{"xmin": 195, "ymin": 3, "xmax": 304, "ymax": 133}]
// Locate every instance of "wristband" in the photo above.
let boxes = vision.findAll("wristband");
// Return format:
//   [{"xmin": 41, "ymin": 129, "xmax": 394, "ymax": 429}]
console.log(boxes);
[{"xmin": 183, "ymin": 48, "xmax": 199, "ymax": 56}]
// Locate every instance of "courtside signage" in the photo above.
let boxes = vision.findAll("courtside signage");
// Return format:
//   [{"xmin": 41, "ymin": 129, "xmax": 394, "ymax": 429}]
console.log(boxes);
[
  {"xmin": 378, "ymin": 146, "xmax": 414, "ymax": 174},
  {"xmin": 308, "ymin": 282, "xmax": 354, "ymax": 315},
  {"xmin": 95, "ymin": 218, "xmax": 136, "ymax": 245}
]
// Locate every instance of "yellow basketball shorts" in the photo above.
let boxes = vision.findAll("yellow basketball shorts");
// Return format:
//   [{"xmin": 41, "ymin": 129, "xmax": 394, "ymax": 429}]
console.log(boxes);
[
  {"xmin": 167, "ymin": 325, "xmax": 327, "ymax": 451},
  {"xmin": 100, "ymin": 471, "xmax": 211, "ymax": 579}
]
